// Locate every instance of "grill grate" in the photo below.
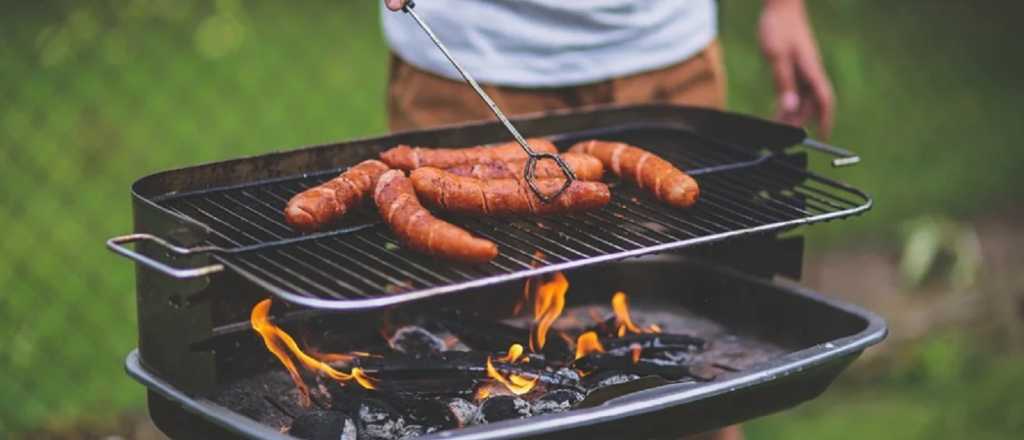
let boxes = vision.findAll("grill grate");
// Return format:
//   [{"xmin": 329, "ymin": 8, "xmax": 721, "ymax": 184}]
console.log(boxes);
[{"xmin": 155, "ymin": 126, "xmax": 870, "ymax": 310}]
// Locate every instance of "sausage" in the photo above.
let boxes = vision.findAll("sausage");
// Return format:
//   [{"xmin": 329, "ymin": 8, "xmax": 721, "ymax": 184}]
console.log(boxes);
[
  {"xmin": 445, "ymin": 153, "xmax": 605, "ymax": 181},
  {"xmin": 409, "ymin": 167, "xmax": 611, "ymax": 216},
  {"xmin": 284, "ymin": 160, "xmax": 390, "ymax": 232},
  {"xmin": 374, "ymin": 170, "xmax": 498, "ymax": 264},
  {"xmin": 380, "ymin": 138, "xmax": 558, "ymax": 170},
  {"xmin": 569, "ymin": 140, "xmax": 699, "ymax": 208}
]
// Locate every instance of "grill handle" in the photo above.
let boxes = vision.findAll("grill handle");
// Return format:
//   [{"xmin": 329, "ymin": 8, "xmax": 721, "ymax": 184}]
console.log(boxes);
[
  {"xmin": 800, "ymin": 138, "xmax": 860, "ymax": 167},
  {"xmin": 107, "ymin": 233, "xmax": 224, "ymax": 279}
]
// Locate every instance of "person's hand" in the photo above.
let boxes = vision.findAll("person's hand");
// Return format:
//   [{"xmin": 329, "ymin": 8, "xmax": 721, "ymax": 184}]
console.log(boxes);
[
  {"xmin": 759, "ymin": 0, "xmax": 834, "ymax": 139},
  {"xmin": 385, "ymin": 0, "xmax": 409, "ymax": 11}
]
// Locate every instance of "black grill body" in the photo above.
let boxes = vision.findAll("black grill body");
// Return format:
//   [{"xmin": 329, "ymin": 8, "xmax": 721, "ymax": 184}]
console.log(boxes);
[{"xmin": 114, "ymin": 105, "xmax": 885, "ymax": 439}]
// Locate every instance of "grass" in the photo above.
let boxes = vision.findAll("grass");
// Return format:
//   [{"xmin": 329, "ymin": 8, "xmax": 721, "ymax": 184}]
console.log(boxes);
[{"xmin": 2, "ymin": 0, "xmax": 1021, "ymax": 436}]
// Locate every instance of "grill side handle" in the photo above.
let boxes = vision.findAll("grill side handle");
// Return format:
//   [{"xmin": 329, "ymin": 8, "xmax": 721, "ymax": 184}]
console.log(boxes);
[
  {"xmin": 800, "ymin": 138, "xmax": 861, "ymax": 167},
  {"xmin": 107, "ymin": 233, "xmax": 224, "ymax": 279}
]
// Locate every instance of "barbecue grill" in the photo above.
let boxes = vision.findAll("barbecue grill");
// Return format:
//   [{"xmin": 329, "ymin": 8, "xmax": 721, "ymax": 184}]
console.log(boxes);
[{"xmin": 108, "ymin": 104, "xmax": 885, "ymax": 439}]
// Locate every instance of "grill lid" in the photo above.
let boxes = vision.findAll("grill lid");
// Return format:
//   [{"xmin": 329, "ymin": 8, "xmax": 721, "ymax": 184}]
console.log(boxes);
[{"xmin": 108, "ymin": 110, "xmax": 869, "ymax": 311}]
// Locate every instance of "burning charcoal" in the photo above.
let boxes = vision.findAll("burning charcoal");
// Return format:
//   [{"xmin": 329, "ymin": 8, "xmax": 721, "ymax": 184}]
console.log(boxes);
[
  {"xmin": 289, "ymin": 410, "xmax": 356, "ymax": 440},
  {"xmin": 474, "ymin": 395, "xmax": 531, "ymax": 424},
  {"xmin": 358, "ymin": 351, "xmax": 577, "ymax": 388},
  {"xmin": 446, "ymin": 398, "xmax": 479, "ymax": 428},
  {"xmin": 441, "ymin": 318, "xmax": 573, "ymax": 363},
  {"xmin": 531, "ymin": 389, "xmax": 584, "ymax": 415},
  {"xmin": 582, "ymin": 313, "xmax": 619, "ymax": 338},
  {"xmin": 357, "ymin": 399, "xmax": 407, "ymax": 440},
  {"xmin": 388, "ymin": 326, "xmax": 446, "ymax": 356}
]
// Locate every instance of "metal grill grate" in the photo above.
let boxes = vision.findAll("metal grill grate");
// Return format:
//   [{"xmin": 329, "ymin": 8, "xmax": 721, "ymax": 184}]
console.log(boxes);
[{"xmin": 155, "ymin": 126, "xmax": 870, "ymax": 310}]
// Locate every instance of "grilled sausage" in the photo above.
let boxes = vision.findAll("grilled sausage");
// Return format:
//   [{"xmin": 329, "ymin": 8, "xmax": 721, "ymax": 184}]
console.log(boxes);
[
  {"xmin": 409, "ymin": 167, "xmax": 611, "ymax": 216},
  {"xmin": 284, "ymin": 160, "xmax": 390, "ymax": 232},
  {"xmin": 380, "ymin": 138, "xmax": 558, "ymax": 170},
  {"xmin": 374, "ymin": 170, "xmax": 498, "ymax": 264},
  {"xmin": 445, "ymin": 153, "xmax": 605, "ymax": 181},
  {"xmin": 569, "ymin": 140, "xmax": 699, "ymax": 208}
]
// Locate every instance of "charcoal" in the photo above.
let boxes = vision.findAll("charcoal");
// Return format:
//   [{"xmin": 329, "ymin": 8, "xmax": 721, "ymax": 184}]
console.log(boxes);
[
  {"xmin": 581, "ymin": 371, "xmax": 641, "ymax": 390},
  {"xmin": 390, "ymin": 396, "xmax": 460, "ymax": 430},
  {"xmin": 474, "ymin": 395, "xmax": 531, "ymax": 424},
  {"xmin": 531, "ymin": 389, "xmax": 584, "ymax": 415},
  {"xmin": 441, "ymin": 318, "xmax": 573, "ymax": 363},
  {"xmin": 388, "ymin": 326, "xmax": 446, "ymax": 356},
  {"xmin": 553, "ymin": 368, "xmax": 581, "ymax": 384},
  {"xmin": 398, "ymin": 424, "xmax": 425, "ymax": 439},
  {"xmin": 446, "ymin": 398, "xmax": 479, "ymax": 428},
  {"xmin": 376, "ymin": 377, "xmax": 480, "ymax": 399},
  {"xmin": 212, "ymin": 374, "xmax": 294, "ymax": 430},
  {"xmin": 582, "ymin": 313, "xmax": 619, "ymax": 338},
  {"xmin": 289, "ymin": 410, "xmax": 356, "ymax": 440},
  {"xmin": 574, "ymin": 352, "xmax": 694, "ymax": 380},
  {"xmin": 358, "ymin": 352, "xmax": 578, "ymax": 388},
  {"xmin": 357, "ymin": 399, "xmax": 407, "ymax": 440},
  {"xmin": 601, "ymin": 333, "xmax": 706, "ymax": 352}
]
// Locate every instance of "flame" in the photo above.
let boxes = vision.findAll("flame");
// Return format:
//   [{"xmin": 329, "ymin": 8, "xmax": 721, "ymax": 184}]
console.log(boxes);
[
  {"xmin": 529, "ymin": 272, "xmax": 569, "ymax": 352},
  {"xmin": 574, "ymin": 331, "xmax": 606, "ymax": 360},
  {"xmin": 251, "ymin": 300, "xmax": 311, "ymax": 407},
  {"xmin": 485, "ymin": 346, "xmax": 539, "ymax": 396},
  {"xmin": 251, "ymin": 299, "xmax": 377, "ymax": 402},
  {"xmin": 498, "ymin": 343, "xmax": 526, "ymax": 363},
  {"xmin": 612, "ymin": 291, "xmax": 660, "ymax": 336}
]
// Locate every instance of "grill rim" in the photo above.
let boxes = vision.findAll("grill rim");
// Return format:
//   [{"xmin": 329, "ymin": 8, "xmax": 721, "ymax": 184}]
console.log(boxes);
[{"xmin": 124, "ymin": 259, "xmax": 888, "ymax": 440}]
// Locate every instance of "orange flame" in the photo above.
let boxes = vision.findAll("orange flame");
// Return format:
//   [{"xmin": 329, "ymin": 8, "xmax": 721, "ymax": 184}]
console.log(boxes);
[
  {"xmin": 484, "ymin": 344, "xmax": 539, "ymax": 396},
  {"xmin": 251, "ymin": 300, "xmax": 311, "ymax": 407},
  {"xmin": 612, "ymin": 291, "xmax": 660, "ymax": 336},
  {"xmin": 574, "ymin": 331, "xmax": 606, "ymax": 360},
  {"xmin": 251, "ymin": 299, "xmax": 377, "ymax": 403},
  {"xmin": 529, "ymin": 272, "xmax": 569, "ymax": 352}
]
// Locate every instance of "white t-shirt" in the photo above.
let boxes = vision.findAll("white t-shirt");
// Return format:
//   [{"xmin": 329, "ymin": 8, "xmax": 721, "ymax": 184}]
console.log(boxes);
[{"xmin": 381, "ymin": 0, "xmax": 717, "ymax": 88}]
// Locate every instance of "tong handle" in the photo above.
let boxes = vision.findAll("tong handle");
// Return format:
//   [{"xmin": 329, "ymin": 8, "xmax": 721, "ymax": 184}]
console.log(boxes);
[
  {"xmin": 107, "ymin": 233, "xmax": 224, "ymax": 279},
  {"xmin": 801, "ymin": 138, "xmax": 861, "ymax": 167},
  {"xmin": 401, "ymin": 2, "xmax": 576, "ymax": 201}
]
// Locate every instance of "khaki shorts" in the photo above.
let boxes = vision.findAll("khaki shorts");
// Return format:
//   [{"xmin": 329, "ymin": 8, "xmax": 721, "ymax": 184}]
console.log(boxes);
[{"xmin": 387, "ymin": 40, "xmax": 727, "ymax": 132}]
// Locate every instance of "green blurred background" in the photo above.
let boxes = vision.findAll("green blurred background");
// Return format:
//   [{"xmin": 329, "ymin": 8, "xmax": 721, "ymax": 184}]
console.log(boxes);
[{"xmin": 2, "ymin": 0, "xmax": 1022, "ymax": 438}]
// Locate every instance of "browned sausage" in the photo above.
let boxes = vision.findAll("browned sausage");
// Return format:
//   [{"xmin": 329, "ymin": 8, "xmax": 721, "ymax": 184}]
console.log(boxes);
[
  {"xmin": 409, "ymin": 167, "xmax": 610, "ymax": 216},
  {"xmin": 284, "ymin": 160, "xmax": 390, "ymax": 232},
  {"xmin": 445, "ymin": 152, "xmax": 605, "ymax": 181},
  {"xmin": 380, "ymin": 138, "xmax": 558, "ymax": 170},
  {"xmin": 374, "ymin": 170, "xmax": 498, "ymax": 264},
  {"xmin": 569, "ymin": 140, "xmax": 699, "ymax": 208}
]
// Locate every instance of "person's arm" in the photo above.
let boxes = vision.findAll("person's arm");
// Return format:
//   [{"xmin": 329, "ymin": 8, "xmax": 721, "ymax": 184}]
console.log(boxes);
[
  {"xmin": 759, "ymin": 0, "xmax": 835, "ymax": 139},
  {"xmin": 385, "ymin": 0, "xmax": 408, "ymax": 11}
]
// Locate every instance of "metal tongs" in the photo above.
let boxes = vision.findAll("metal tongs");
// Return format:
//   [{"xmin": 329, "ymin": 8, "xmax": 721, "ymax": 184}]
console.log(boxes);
[{"xmin": 401, "ymin": 1, "xmax": 577, "ymax": 202}]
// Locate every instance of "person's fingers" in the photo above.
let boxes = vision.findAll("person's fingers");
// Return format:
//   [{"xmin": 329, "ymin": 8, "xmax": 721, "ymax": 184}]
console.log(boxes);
[
  {"xmin": 385, "ymin": 0, "xmax": 407, "ymax": 11},
  {"xmin": 795, "ymin": 50, "xmax": 835, "ymax": 139},
  {"xmin": 768, "ymin": 51, "xmax": 800, "ymax": 123}
]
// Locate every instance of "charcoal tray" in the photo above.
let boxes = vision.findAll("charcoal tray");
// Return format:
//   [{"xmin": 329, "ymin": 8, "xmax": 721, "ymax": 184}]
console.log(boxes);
[{"xmin": 125, "ymin": 257, "xmax": 886, "ymax": 440}]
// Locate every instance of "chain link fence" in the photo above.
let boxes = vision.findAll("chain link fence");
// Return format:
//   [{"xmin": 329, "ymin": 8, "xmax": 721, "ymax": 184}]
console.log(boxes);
[{"xmin": 3, "ymin": 0, "xmax": 1022, "ymax": 437}]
